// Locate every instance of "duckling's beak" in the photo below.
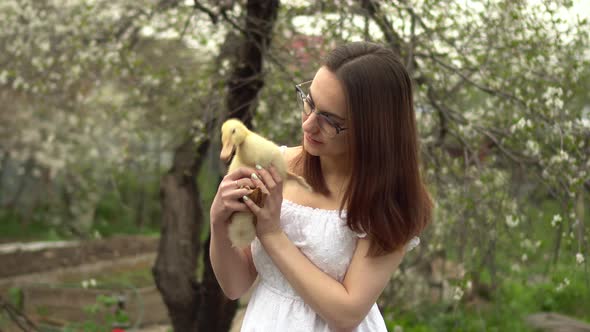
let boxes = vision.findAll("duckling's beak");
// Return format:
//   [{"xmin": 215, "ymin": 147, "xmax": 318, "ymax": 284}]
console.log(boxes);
[{"xmin": 220, "ymin": 139, "xmax": 235, "ymax": 163}]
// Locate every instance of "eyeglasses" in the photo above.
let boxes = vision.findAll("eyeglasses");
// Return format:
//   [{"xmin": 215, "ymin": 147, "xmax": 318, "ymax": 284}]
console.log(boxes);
[{"xmin": 295, "ymin": 80, "xmax": 347, "ymax": 138}]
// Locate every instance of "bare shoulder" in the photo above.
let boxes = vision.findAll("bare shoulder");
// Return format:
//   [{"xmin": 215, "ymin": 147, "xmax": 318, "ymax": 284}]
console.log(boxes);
[
  {"xmin": 281, "ymin": 145, "xmax": 303, "ymax": 175},
  {"xmin": 283, "ymin": 145, "xmax": 303, "ymax": 163}
]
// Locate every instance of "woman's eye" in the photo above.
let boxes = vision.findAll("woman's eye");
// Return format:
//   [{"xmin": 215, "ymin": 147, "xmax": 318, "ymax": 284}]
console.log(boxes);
[{"xmin": 319, "ymin": 114, "xmax": 339, "ymax": 127}]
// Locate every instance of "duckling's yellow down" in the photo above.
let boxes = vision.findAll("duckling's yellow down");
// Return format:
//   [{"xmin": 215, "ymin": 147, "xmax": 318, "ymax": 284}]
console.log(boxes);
[{"xmin": 220, "ymin": 118, "xmax": 311, "ymax": 248}]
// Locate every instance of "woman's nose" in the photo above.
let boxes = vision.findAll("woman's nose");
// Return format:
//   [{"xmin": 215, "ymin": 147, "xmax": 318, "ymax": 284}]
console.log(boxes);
[{"xmin": 302, "ymin": 111, "xmax": 320, "ymax": 133}]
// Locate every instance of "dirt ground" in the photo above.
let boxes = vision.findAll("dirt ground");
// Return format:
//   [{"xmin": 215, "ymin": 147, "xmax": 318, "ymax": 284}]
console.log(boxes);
[
  {"xmin": 0, "ymin": 236, "xmax": 167, "ymax": 330},
  {"xmin": 0, "ymin": 235, "xmax": 253, "ymax": 331},
  {"xmin": 0, "ymin": 235, "xmax": 159, "ymax": 279}
]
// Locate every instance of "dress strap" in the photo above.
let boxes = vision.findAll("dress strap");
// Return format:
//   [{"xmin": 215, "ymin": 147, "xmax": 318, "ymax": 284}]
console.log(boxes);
[
  {"xmin": 406, "ymin": 236, "xmax": 420, "ymax": 252},
  {"xmin": 279, "ymin": 145, "xmax": 287, "ymax": 155}
]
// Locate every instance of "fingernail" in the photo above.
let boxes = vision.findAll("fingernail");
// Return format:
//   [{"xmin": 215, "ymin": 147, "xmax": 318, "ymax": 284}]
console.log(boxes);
[
  {"xmin": 251, "ymin": 173, "xmax": 259, "ymax": 180},
  {"xmin": 242, "ymin": 195, "xmax": 249, "ymax": 201},
  {"xmin": 256, "ymin": 164, "xmax": 263, "ymax": 170}
]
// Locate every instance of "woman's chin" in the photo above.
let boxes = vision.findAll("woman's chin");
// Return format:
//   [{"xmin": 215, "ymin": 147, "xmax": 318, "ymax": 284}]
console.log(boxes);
[{"xmin": 302, "ymin": 142, "xmax": 321, "ymax": 156}]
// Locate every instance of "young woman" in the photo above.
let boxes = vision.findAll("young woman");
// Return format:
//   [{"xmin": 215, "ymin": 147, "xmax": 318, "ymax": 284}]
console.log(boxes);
[{"xmin": 210, "ymin": 42, "xmax": 433, "ymax": 331}]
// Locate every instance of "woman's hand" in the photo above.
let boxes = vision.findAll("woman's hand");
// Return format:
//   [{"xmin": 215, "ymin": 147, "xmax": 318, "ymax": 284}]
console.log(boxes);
[
  {"xmin": 210, "ymin": 167, "xmax": 257, "ymax": 230},
  {"xmin": 242, "ymin": 164, "xmax": 284, "ymax": 238}
]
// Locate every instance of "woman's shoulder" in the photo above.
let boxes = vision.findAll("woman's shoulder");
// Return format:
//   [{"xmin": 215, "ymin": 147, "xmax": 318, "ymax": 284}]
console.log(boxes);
[
  {"xmin": 280, "ymin": 145, "xmax": 303, "ymax": 174},
  {"xmin": 280, "ymin": 145, "xmax": 302, "ymax": 162}
]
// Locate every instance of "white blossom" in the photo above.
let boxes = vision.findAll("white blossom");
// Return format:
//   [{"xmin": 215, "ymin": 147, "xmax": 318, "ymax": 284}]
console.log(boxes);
[
  {"xmin": 505, "ymin": 215, "xmax": 519, "ymax": 228},
  {"xmin": 81, "ymin": 278, "xmax": 97, "ymax": 288},
  {"xmin": 453, "ymin": 287, "xmax": 464, "ymax": 301},
  {"xmin": 576, "ymin": 253, "xmax": 585, "ymax": 264},
  {"xmin": 550, "ymin": 150, "xmax": 570, "ymax": 165},
  {"xmin": 543, "ymin": 86, "xmax": 563, "ymax": 99},
  {"xmin": 551, "ymin": 214, "xmax": 562, "ymax": 227},
  {"xmin": 525, "ymin": 140, "xmax": 540, "ymax": 156},
  {"xmin": 511, "ymin": 117, "xmax": 532, "ymax": 133},
  {"xmin": 0, "ymin": 70, "xmax": 8, "ymax": 84},
  {"xmin": 556, "ymin": 277, "xmax": 570, "ymax": 292}
]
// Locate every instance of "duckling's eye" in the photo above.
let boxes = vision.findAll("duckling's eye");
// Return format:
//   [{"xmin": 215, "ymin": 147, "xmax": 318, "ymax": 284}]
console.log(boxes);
[{"xmin": 232, "ymin": 128, "xmax": 236, "ymax": 134}]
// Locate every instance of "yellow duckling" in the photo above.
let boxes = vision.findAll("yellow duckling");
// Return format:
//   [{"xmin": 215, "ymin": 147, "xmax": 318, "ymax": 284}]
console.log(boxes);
[{"xmin": 220, "ymin": 118, "xmax": 311, "ymax": 248}]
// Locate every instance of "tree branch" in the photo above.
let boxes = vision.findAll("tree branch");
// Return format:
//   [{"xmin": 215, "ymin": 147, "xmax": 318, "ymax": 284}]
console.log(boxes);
[{"xmin": 193, "ymin": 1, "xmax": 219, "ymax": 24}]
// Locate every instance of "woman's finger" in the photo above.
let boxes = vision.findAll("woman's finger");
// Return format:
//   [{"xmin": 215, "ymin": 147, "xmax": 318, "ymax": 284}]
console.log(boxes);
[
  {"xmin": 226, "ymin": 202, "xmax": 250, "ymax": 212},
  {"xmin": 267, "ymin": 165, "xmax": 283, "ymax": 185},
  {"xmin": 242, "ymin": 195, "xmax": 261, "ymax": 215},
  {"xmin": 255, "ymin": 166, "xmax": 277, "ymax": 191},
  {"xmin": 225, "ymin": 167, "xmax": 259, "ymax": 181},
  {"xmin": 224, "ymin": 178, "xmax": 256, "ymax": 190},
  {"xmin": 250, "ymin": 172, "xmax": 270, "ymax": 195},
  {"xmin": 221, "ymin": 187, "xmax": 253, "ymax": 200}
]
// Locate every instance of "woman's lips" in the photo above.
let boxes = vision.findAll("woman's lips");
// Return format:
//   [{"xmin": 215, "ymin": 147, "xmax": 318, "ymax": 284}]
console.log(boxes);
[{"xmin": 305, "ymin": 134, "xmax": 323, "ymax": 145}]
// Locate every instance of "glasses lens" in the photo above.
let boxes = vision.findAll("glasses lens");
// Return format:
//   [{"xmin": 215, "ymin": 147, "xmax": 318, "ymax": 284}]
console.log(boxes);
[
  {"xmin": 303, "ymin": 97, "xmax": 313, "ymax": 116},
  {"xmin": 317, "ymin": 114, "xmax": 337, "ymax": 138},
  {"xmin": 297, "ymin": 81, "xmax": 340, "ymax": 138}
]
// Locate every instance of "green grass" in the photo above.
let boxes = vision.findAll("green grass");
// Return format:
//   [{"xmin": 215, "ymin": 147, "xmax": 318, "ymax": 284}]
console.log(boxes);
[
  {"xmin": 385, "ymin": 263, "xmax": 590, "ymax": 331},
  {"xmin": 0, "ymin": 209, "xmax": 63, "ymax": 242},
  {"xmin": 0, "ymin": 164, "xmax": 221, "ymax": 244},
  {"xmin": 0, "ymin": 173, "xmax": 162, "ymax": 242},
  {"xmin": 0, "ymin": 203, "xmax": 160, "ymax": 243},
  {"xmin": 384, "ymin": 190, "xmax": 589, "ymax": 332}
]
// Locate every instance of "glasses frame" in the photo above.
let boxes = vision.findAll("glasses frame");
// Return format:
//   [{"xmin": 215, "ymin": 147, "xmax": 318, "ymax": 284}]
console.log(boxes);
[{"xmin": 295, "ymin": 80, "xmax": 348, "ymax": 138}]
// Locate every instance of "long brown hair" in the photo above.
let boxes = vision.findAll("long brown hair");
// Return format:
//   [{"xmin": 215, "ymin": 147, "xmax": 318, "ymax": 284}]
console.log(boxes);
[{"xmin": 295, "ymin": 42, "xmax": 433, "ymax": 256}]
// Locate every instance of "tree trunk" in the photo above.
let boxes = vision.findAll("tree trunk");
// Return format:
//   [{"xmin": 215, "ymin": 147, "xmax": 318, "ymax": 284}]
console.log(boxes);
[
  {"xmin": 197, "ymin": 235, "xmax": 238, "ymax": 332},
  {"xmin": 198, "ymin": 1, "xmax": 280, "ymax": 330},
  {"xmin": 225, "ymin": 0, "xmax": 280, "ymax": 127},
  {"xmin": 153, "ymin": 0, "xmax": 279, "ymax": 330},
  {"xmin": 153, "ymin": 139, "xmax": 207, "ymax": 331}
]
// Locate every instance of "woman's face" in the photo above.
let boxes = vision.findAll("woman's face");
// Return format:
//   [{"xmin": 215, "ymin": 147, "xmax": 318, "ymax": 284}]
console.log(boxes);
[{"xmin": 302, "ymin": 67, "xmax": 349, "ymax": 158}]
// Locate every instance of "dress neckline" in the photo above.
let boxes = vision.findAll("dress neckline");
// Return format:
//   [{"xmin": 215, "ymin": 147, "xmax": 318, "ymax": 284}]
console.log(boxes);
[{"xmin": 282, "ymin": 198, "xmax": 345, "ymax": 214}]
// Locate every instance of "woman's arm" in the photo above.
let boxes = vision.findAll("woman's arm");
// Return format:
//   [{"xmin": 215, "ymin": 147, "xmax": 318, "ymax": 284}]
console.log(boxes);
[
  {"xmin": 210, "ymin": 222, "xmax": 258, "ymax": 300},
  {"xmin": 259, "ymin": 232, "xmax": 405, "ymax": 330},
  {"xmin": 209, "ymin": 167, "xmax": 259, "ymax": 300}
]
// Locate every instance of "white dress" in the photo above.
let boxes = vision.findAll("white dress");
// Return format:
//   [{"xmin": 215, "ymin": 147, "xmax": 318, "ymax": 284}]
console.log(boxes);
[{"xmin": 240, "ymin": 198, "xmax": 421, "ymax": 332}]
